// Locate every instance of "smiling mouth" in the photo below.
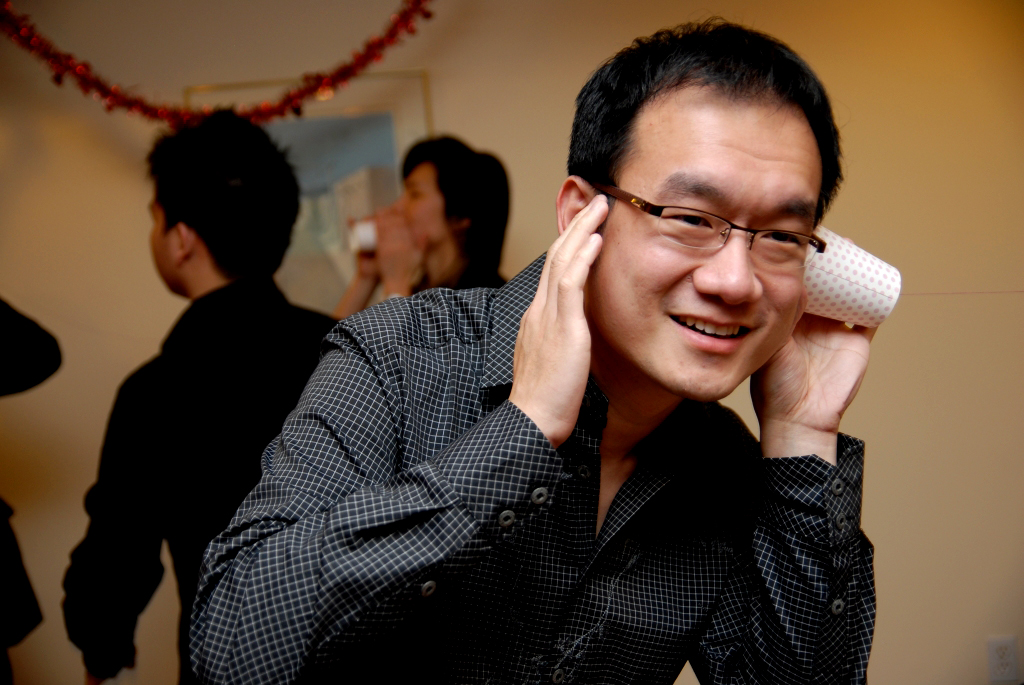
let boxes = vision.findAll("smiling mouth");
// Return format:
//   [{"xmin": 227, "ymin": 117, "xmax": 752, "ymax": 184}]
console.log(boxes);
[{"xmin": 672, "ymin": 316, "xmax": 749, "ymax": 339}]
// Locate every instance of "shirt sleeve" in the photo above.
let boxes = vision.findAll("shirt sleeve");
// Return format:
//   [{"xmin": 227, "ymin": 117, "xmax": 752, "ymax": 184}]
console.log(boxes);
[
  {"xmin": 62, "ymin": 373, "xmax": 167, "ymax": 679},
  {"xmin": 189, "ymin": 334, "xmax": 564, "ymax": 685},
  {"xmin": 691, "ymin": 434, "xmax": 874, "ymax": 684}
]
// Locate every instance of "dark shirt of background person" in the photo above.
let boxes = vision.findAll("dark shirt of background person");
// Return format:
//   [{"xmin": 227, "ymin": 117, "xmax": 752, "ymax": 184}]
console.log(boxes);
[
  {"xmin": 1, "ymin": 298, "xmax": 61, "ymax": 685},
  {"xmin": 61, "ymin": 111, "xmax": 335, "ymax": 685}
]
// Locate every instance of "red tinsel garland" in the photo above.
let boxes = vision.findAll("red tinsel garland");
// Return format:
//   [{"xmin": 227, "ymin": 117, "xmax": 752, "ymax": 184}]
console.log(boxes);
[{"xmin": 0, "ymin": 0, "xmax": 433, "ymax": 129}]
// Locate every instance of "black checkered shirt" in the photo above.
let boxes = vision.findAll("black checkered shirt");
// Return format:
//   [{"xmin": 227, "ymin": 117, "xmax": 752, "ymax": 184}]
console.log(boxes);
[{"xmin": 191, "ymin": 256, "xmax": 874, "ymax": 684}]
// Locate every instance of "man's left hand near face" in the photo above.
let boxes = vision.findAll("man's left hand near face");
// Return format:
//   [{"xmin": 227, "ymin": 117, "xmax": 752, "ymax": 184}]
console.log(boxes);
[
  {"xmin": 509, "ymin": 194, "xmax": 607, "ymax": 448},
  {"xmin": 753, "ymin": 312, "xmax": 876, "ymax": 464}
]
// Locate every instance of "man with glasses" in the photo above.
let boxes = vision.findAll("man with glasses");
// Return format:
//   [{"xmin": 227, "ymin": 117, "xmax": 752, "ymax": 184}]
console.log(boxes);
[{"xmin": 192, "ymin": 19, "xmax": 876, "ymax": 685}]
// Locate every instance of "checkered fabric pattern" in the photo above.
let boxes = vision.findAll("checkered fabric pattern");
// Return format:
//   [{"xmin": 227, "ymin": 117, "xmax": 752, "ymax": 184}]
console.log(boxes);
[{"xmin": 190, "ymin": 256, "xmax": 874, "ymax": 684}]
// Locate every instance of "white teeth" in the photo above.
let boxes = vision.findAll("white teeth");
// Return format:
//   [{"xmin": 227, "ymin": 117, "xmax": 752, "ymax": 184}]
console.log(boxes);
[{"xmin": 681, "ymin": 318, "xmax": 741, "ymax": 337}]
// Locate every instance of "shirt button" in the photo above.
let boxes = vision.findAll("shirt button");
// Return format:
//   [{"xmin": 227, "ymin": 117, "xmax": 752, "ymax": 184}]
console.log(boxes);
[
  {"xmin": 831, "ymin": 478, "xmax": 845, "ymax": 496},
  {"xmin": 498, "ymin": 509, "xmax": 516, "ymax": 527},
  {"xmin": 831, "ymin": 598, "xmax": 845, "ymax": 615},
  {"xmin": 552, "ymin": 668, "xmax": 566, "ymax": 683},
  {"xmin": 531, "ymin": 487, "xmax": 549, "ymax": 505},
  {"xmin": 577, "ymin": 465, "xmax": 591, "ymax": 479},
  {"xmin": 420, "ymin": 580, "xmax": 437, "ymax": 597},
  {"xmin": 835, "ymin": 513, "xmax": 848, "ymax": 531}
]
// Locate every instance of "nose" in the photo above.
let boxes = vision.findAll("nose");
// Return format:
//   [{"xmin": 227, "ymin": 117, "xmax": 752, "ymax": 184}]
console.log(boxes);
[{"xmin": 690, "ymin": 230, "xmax": 763, "ymax": 305}]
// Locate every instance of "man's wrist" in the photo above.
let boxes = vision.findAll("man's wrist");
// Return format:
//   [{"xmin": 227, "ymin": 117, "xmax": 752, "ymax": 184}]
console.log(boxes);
[
  {"xmin": 759, "ymin": 419, "xmax": 838, "ymax": 465},
  {"xmin": 508, "ymin": 395, "xmax": 573, "ymax": 449}
]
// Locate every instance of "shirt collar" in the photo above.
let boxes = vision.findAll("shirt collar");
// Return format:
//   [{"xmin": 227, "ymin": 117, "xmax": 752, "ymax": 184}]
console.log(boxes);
[
  {"xmin": 162, "ymin": 277, "xmax": 286, "ymax": 355},
  {"xmin": 480, "ymin": 254, "xmax": 545, "ymax": 390},
  {"xmin": 475, "ymin": 256, "xmax": 611, "ymax": 422}
]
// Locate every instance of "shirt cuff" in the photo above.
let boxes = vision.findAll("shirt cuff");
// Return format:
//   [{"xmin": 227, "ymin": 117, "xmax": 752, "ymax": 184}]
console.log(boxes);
[
  {"xmin": 433, "ymin": 400, "xmax": 563, "ymax": 534},
  {"xmin": 759, "ymin": 433, "xmax": 864, "ymax": 546}
]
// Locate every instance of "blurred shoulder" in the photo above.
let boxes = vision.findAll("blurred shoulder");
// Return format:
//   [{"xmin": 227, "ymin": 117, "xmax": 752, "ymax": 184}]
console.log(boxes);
[{"xmin": 332, "ymin": 286, "xmax": 498, "ymax": 353}]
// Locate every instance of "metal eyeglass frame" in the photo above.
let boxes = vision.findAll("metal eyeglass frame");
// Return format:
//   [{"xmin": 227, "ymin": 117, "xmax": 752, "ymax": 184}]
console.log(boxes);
[{"xmin": 590, "ymin": 182, "xmax": 827, "ymax": 265}]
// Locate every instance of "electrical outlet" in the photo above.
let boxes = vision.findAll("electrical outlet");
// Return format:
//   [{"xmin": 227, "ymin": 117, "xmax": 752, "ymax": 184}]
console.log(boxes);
[{"xmin": 988, "ymin": 636, "xmax": 1019, "ymax": 683}]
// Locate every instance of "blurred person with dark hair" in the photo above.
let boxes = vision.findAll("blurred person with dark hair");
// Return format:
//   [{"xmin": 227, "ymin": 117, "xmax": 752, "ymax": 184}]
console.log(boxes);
[
  {"xmin": 333, "ymin": 136, "xmax": 509, "ymax": 319},
  {"xmin": 62, "ymin": 111, "xmax": 335, "ymax": 685},
  {"xmin": 1, "ymin": 300, "xmax": 60, "ymax": 685}
]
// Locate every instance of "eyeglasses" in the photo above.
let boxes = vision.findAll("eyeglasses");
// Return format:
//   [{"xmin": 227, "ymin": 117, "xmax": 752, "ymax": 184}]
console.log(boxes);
[{"xmin": 591, "ymin": 183, "xmax": 826, "ymax": 270}]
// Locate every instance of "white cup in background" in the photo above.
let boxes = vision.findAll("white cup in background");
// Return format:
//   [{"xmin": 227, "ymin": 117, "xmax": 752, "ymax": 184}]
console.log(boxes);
[{"xmin": 350, "ymin": 219, "xmax": 377, "ymax": 253}]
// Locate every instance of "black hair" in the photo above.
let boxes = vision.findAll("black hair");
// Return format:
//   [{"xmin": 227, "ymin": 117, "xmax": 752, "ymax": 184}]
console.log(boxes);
[
  {"xmin": 402, "ymin": 136, "xmax": 509, "ymax": 286},
  {"xmin": 147, "ymin": 110, "xmax": 300, "ymax": 279},
  {"xmin": 568, "ymin": 18, "xmax": 842, "ymax": 222}
]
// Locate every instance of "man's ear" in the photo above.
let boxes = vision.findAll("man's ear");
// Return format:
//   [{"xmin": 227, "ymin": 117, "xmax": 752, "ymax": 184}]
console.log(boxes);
[
  {"xmin": 555, "ymin": 176, "xmax": 597, "ymax": 236},
  {"xmin": 168, "ymin": 222, "xmax": 201, "ymax": 267}
]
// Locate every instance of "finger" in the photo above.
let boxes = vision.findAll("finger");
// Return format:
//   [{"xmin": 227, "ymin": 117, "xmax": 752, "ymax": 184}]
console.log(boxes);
[
  {"xmin": 546, "ymin": 196, "xmax": 608, "ymax": 304},
  {"xmin": 533, "ymin": 254, "xmax": 552, "ymax": 312},
  {"xmin": 535, "ymin": 196, "xmax": 601, "ymax": 309},
  {"xmin": 547, "ymin": 194, "xmax": 607, "ymax": 265},
  {"xmin": 554, "ymin": 232, "xmax": 603, "ymax": 315},
  {"xmin": 563, "ymin": 194, "xmax": 608, "ymax": 248},
  {"xmin": 851, "ymin": 324, "xmax": 878, "ymax": 343}
]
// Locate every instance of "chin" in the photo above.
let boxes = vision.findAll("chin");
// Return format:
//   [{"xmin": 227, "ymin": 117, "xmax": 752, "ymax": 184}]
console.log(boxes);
[
  {"xmin": 675, "ymin": 384, "xmax": 739, "ymax": 404},
  {"xmin": 659, "ymin": 368, "xmax": 747, "ymax": 404}
]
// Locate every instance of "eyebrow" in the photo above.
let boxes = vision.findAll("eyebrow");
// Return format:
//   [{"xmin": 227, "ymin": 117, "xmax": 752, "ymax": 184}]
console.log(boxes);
[
  {"xmin": 658, "ymin": 172, "xmax": 725, "ymax": 204},
  {"xmin": 657, "ymin": 171, "xmax": 817, "ymax": 222}
]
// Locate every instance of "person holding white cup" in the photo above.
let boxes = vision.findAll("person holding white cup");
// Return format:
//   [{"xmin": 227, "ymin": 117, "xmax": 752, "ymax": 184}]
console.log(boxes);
[{"xmin": 333, "ymin": 137, "xmax": 509, "ymax": 319}]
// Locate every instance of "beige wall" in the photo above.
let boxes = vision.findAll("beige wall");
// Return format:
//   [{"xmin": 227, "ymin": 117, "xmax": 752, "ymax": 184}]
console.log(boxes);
[{"xmin": 1, "ymin": 1, "xmax": 1021, "ymax": 683}]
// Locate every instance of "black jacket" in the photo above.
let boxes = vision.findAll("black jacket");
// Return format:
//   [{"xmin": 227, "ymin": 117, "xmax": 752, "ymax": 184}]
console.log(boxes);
[{"xmin": 63, "ymin": 278, "xmax": 335, "ymax": 684}]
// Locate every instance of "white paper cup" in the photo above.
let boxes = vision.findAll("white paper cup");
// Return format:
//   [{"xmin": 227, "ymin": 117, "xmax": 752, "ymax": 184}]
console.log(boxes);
[
  {"xmin": 803, "ymin": 226, "xmax": 901, "ymax": 327},
  {"xmin": 350, "ymin": 219, "xmax": 377, "ymax": 252}
]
